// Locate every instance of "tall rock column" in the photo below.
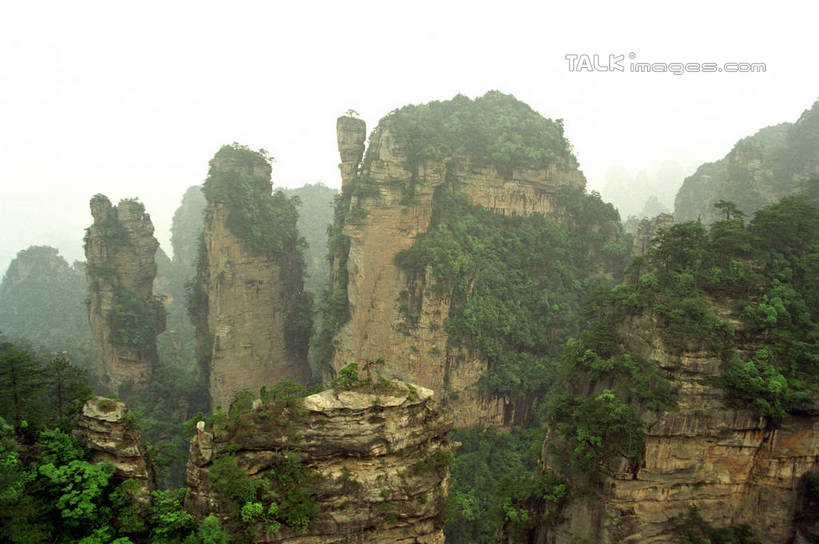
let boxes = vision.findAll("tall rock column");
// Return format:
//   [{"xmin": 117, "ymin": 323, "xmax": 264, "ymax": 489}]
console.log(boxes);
[
  {"xmin": 325, "ymin": 98, "xmax": 587, "ymax": 428},
  {"xmin": 191, "ymin": 144, "xmax": 311, "ymax": 411},
  {"xmin": 336, "ymin": 114, "xmax": 366, "ymax": 189},
  {"xmin": 85, "ymin": 195, "xmax": 165, "ymax": 392}
]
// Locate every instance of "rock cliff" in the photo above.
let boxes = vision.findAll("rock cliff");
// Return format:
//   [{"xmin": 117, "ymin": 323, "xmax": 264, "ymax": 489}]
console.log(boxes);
[
  {"xmin": 185, "ymin": 379, "xmax": 453, "ymax": 543},
  {"xmin": 539, "ymin": 311, "xmax": 819, "ymax": 544},
  {"xmin": 326, "ymin": 95, "xmax": 587, "ymax": 427},
  {"xmin": 191, "ymin": 144, "xmax": 311, "ymax": 411},
  {"xmin": 71, "ymin": 396, "xmax": 156, "ymax": 503},
  {"xmin": 84, "ymin": 195, "xmax": 165, "ymax": 392},
  {"xmin": 675, "ymin": 100, "xmax": 819, "ymax": 224}
]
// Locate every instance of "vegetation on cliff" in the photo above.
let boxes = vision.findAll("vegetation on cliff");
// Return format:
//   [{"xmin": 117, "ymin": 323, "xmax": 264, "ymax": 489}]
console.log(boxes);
[
  {"xmin": 549, "ymin": 188, "xmax": 818, "ymax": 475},
  {"xmin": 192, "ymin": 143, "xmax": 314, "ymax": 366},
  {"xmin": 384, "ymin": 91, "xmax": 576, "ymax": 174},
  {"xmin": 0, "ymin": 338, "xmax": 229, "ymax": 543},
  {"xmin": 0, "ymin": 412, "xmax": 231, "ymax": 543},
  {"xmin": 109, "ymin": 286, "xmax": 166, "ymax": 355},
  {"xmin": 445, "ymin": 425, "xmax": 562, "ymax": 543},
  {"xmin": 396, "ymin": 185, "xmax": 630, "ymax": 401},
  {"xmin": 522, "ymin": 189, "xmax": 819, "ymax": 543},
  {"xmin": 202, "ymin": 144, "xmax": 300, "ymax": 259}
]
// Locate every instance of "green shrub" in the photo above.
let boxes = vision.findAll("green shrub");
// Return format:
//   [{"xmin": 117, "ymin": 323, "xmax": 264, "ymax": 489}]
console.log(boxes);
[
  {"xmin": 719, "ymin": 348, "xmax": 809, "ymax": 424},
  {"xmin": 207, "ymin": 451, "xmax": 318, "ymax": 536}
]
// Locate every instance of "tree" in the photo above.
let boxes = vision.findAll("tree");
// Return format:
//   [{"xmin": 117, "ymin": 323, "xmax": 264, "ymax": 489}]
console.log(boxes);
[
  {"xmin": 45, "ymin": 356, "xmax": 92, "ymax": 424},
  {"xmin": 0, "ymin": 342, "xmax": 46, "ymax": 434},
  {"xmin": 749, "ymin": 196, "xmax": 819, "ymax": 259},
  {"xmin": 714, "ymin": 200, "xmax": 745, "ymax": 221},
  {"xmin": 648, "ymin": 222, "xmax": 708, "ymax": 276}
]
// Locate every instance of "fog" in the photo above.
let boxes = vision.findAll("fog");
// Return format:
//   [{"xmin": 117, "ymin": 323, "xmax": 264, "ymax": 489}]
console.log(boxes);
[{"xmin": 1, "ymin": 0, "xmax": 817, "ymax": 271}]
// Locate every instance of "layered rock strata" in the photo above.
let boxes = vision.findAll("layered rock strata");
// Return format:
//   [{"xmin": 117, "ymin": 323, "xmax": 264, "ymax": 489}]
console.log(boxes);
[
  {"xmin": 186, "ymin": 380, "xmax": 453, "ymax": 543},
  {"xmin": 540, "ymin": 312, "xmax": 819, "ymax": 543},
  {"xmin": 72, "ymin": 396, "xmax": 156, "ymax": 503}
]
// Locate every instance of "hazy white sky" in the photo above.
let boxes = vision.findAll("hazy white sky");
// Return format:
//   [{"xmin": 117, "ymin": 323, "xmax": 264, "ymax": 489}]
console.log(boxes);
[{"xmin": 1, "ymin": 0, "xmax": 817, "ymax": 271}]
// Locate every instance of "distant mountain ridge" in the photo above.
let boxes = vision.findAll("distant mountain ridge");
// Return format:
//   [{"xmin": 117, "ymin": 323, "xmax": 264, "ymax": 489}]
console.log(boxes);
[{"xmin": 675, "ymin": 100, "xmax": 819, "ymax": 223}]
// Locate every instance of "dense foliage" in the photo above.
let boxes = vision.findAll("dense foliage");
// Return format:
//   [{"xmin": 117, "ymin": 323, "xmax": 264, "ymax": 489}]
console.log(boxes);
[
  {"xmin": 383, "ymin": 91, "xmax": 576, "ymax": 176},
  {"xmin": 396, "ymin": 185, "xmax": 629, "ymax": 402},
  {"xmin": 0, "ymin": 338, "xmax": 228, "ymax": 543},
  {"xmin": 0, "ymin": 412, "xmax": 232, "ymax": 543},
  {"xmin": 444, "ymin": 426, "xmax": 563, "ymax": 543},
  {"xmin": 186, "ymin": 383, "xmax": 321, "ymax": 541},
  {"xmin": 208, "ymin": 451, "xmax": 317, "ymax": 540},
  {"xmin": 0, "ymin": 341, "xmax": 92, "ymax": 437},
  {"xmin": 544, "ymin": 191, "xmax": 818, "ymax": 497},
  {"xmin": 202, "ymin": 144, "xmax": 300, "ymax": 259},
  {"xmin": 109, "ymin": 286, "xmax": 165, "ymax": 355}
]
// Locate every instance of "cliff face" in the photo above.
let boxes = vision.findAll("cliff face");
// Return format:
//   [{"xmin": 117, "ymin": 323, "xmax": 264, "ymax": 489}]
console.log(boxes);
[
  {"xmin": 541, "ymin": 312, "xmax": 819, "ymax": 544},
  {"xmin": 193, "ymin": 146, "xmax": 310, "ymax": 411},
  {"xmin": 72, "ymin": 396, "xmax": 156, "ymax": 503},
  {"xmin": 185, "ymin": 380, "xmax": 453, "ymax": 543},
  {"xmin": 675, "ymin": 100, "xmax": 819, "ymax": 224},
  {"xmin": 329, "ymin": 114, "xmax": 585, "ymax": 428},
  {"xmin": 85, "ymin": 196, "xmax": 165, "ymax": 392}
]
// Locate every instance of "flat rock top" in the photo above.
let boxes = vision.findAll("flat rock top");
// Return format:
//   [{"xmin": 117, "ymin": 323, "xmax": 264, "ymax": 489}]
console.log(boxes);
[
  {"xmin": 303, "ymin": 382, "xmax": 433, "ymax": 413},
  {"xmin": 82, "ymin": 396, "xmax": 127, "ymax": 422}
]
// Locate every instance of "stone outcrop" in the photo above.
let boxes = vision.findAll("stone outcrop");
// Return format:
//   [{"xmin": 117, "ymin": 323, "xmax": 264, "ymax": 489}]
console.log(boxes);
[
  {"xmin": 193, "ymin": 147, "xmax": 310, "ymax": 411},
  {"xmin": 632, "ymin": 212, "xmax": 674, "ymax": 256},
  {"xmin": 85, "ymin": 195, "xmax": 164, "ymax": 392},
  {"xmin": 674, "ymin": 100, "xmax": 819, "ymax": 224},
  {"xmin": 539, "ymin": 311, "xmax": 819, "ymax": 544},
  {"xmin": 328, "ymin": 112, "xmax": 585, "ymax": 428},
  {"xmin": 72, "ymin": 396, "xmax": 156, "ymax": 503},
  {"xmin": 337, "ymin": 115, "xmax": 366, "ymax": 189},
  {"xmin": 185, "ymin": 380, "xmax": 453, "ymax": 543}
]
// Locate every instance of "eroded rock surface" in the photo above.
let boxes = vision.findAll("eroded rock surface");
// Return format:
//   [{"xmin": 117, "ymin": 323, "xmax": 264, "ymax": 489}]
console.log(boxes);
[
  {"xmin": 185, "ymin": 381, "xmax": 453, "ymax": 543},
  {"xmin": 72, "ymin": 396, "xmax": 156, "ymax": 503},
  {"xmin": 193, "ymin": 149, "xmax": 310, "ymax": 410},
  {"xmin": 85, "ymin": 196, "xmax": 164, "ymax": 392},
  {"xmin": 541, "ymin": 312, "xmax": 819, "ymax": 544}
]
